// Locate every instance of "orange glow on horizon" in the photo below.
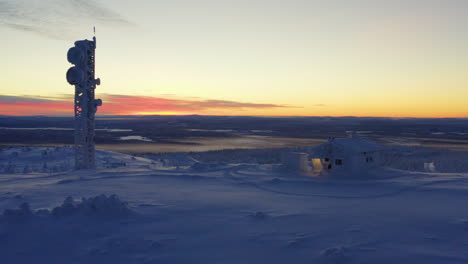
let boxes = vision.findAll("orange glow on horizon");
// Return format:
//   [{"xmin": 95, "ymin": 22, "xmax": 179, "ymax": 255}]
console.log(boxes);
[
  {"xmin": 0, "ymin": 93, "xmax": 467, "ymax": 118},
  {"xmin": 133, "ymin": 111, "xmax": 185, "ymax": 116}
]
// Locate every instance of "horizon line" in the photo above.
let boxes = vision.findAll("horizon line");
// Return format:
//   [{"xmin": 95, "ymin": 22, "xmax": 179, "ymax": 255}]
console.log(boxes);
[{"xmin": 1, "ymin": 114, "xmax": 467, "ymax": 119}]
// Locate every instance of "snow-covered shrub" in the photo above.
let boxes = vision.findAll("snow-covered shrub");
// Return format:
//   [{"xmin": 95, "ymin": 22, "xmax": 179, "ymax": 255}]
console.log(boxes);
[
  {"xmin": 1, "ymin": 195, "xmax": 133, "ymax": 223},
  {"xmin": 321, "ymin": 245, "xmax": 350, "ymax": 263},
  {"xmin": 42, "ymin": 162, "xmax": 48, "ymax": 172},
  {"xmin": 191, "ymin": 162, "xmax": 226, "ymax": 171},
  {"xmin": 52, "ymin": 194, "xmax": 132, "ymax": 217},
  {"xmin": 2, "ymin": 203, "xmax": 33, "ymax": 222},
  {"xmin": 381, "ymin": 146, "xmax": 468, "ymax": 173},
  {"xmin": 249, "ymin": 211, "xmax": 268, "ymax": 220},
  {"xmin": 188, "ymin": 148, "xmax": 285, "ymax": 164},
  {"xmin": 23, "ymin": 165, "xmax": 31, "ymax": 173},
  {"xmin": 21, "ymin": 146, "xmax": 31, "ymax": 152},
  {"xmin": 4, "ymin": 162, "xmax": 16, "ymax": 173}
]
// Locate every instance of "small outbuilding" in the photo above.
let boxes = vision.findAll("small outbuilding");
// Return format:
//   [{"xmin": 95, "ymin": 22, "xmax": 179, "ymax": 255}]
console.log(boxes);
[
  {"xmin": 312, "ymin": 134, "xmax": 384, "ymax": 176},
  {"xmin": 281, "ymin": 152, "xmax": 311, "ymax": 172}
]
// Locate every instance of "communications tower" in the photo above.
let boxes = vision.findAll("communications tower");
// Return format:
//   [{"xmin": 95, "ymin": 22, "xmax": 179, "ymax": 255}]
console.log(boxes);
[{"xmin": 66, "ymin": 34, "xmax": 102, "ymax": 169}]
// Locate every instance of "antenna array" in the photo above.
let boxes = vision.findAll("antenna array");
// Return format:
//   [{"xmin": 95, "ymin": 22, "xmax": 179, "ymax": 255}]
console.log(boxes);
[{"xmin": 66, "ymin": 35, "xmax": 102, "ymax": 169}]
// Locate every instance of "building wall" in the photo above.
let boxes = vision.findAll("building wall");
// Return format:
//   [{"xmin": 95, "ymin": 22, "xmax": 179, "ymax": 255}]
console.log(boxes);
[
  {"xmin": 282, "ymin": 152, "xmax": 311, "ymax": 172},
  {"xmin": 321, "ymin": 150, "xmax": 381, "ymax": 176}
]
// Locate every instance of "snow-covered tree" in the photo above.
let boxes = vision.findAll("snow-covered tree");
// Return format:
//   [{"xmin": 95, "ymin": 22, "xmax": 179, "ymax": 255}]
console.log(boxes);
[
  {"xmin": 23, "ymin": 165, "xmax": 31, "ymax": 173},
  {"xmin": 42, "ymin": 162, "xmax": 48, "ymax": 172}
]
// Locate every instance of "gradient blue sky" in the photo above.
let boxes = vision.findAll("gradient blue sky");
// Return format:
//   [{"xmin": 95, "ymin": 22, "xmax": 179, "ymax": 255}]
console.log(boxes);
[{"xmin": 1, "ymin": 0, "xmax": 468, "ymax": 116}]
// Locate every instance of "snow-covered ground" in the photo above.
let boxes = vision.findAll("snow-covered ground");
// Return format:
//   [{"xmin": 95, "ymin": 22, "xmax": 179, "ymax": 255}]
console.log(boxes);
[{"xmin": 1, "ymin": 146, "xmax": 468, "ymax": 264}]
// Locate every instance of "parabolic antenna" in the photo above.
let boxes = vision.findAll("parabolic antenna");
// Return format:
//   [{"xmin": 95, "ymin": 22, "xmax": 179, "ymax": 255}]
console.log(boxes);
[
  {"xmin": 67, "ymin": 47, "xmax": 84, "ymax": 64},
  {"xmin": 66, "ymin": 67, "xmax": 84, "ymax": 85}
]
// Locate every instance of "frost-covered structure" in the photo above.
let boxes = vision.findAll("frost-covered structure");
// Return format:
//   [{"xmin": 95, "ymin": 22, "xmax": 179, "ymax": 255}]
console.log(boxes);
[
  {"xmin": 312, "ymin": 135, "xmax": 384, "ymax": 176},
  {"xmin": 66, "ymin": 34, "xmax": 102, "ymax": 169},
  {"xmin": 281, "ymin": 152, "xmax": 311, "ymax": 172}
]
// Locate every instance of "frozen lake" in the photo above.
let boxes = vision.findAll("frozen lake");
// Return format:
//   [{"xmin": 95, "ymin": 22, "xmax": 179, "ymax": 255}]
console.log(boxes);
[{"xmin": 98, "ymin": 136, "xmax": 325, "ymax": 154}]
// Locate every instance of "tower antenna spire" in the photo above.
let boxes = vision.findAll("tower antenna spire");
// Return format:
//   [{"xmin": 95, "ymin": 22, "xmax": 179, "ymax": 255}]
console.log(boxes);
[{"xmin": 93, "ymin": 26, "xmax": 96, "ymax": 44}]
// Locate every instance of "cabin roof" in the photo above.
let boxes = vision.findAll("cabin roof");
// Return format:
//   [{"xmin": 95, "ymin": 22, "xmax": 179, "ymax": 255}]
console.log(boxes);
[
  {"xmin": 331, "ymin": 137, "xmax": 381, "ymax": 153},
  {"xmin": 314, "ymin": 136, "xmax": 382, "ymax": 156}
]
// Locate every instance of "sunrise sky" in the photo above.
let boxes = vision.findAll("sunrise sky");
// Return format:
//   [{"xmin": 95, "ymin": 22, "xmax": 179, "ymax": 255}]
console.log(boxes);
[{"xmin": 1, "ymin": 0, "xmax": 468, "ymax": 117}]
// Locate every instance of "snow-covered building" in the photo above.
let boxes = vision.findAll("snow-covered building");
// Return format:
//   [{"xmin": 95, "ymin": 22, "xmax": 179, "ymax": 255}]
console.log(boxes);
[
  {"xmin": 312, "ymin": 135, "xmax": 384, "ymax": 176},
  {"xmin": 281, "ymin": 152, "xmax": 311, "ymax": 172}
]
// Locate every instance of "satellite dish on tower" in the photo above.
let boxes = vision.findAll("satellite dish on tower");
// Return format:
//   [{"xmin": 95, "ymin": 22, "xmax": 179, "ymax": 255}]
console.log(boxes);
[
  {"xmin": 66, "ymin": 67, "xmax": 84, "ymax": 85},
  {"xmin": 67, "ymin": 47, "xmax": 84, "ymax": 64}
]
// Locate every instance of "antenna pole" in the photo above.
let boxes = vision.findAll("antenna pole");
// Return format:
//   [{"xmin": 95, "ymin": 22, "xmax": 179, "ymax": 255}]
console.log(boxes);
[{"xmin": 93, "ymin": 27, "xmax": 96, "ymax": 46}]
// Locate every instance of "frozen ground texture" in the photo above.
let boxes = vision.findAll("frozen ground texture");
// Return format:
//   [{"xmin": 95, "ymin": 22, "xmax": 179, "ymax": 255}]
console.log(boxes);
[{"xmin": 0, "ymin": 147, "xmax": 468, "ymax": 264}]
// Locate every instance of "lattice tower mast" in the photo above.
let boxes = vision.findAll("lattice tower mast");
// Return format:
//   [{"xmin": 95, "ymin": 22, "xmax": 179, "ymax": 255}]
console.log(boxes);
[{"xmin": 66, "ymin": 35, "xmax": 102, "ymax": 169}]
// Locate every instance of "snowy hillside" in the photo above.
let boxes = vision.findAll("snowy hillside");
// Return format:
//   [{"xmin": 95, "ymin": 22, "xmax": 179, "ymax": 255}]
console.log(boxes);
[{"xmin": 1, "ymin": 146, "xmax": 468, "ymax": 264}]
